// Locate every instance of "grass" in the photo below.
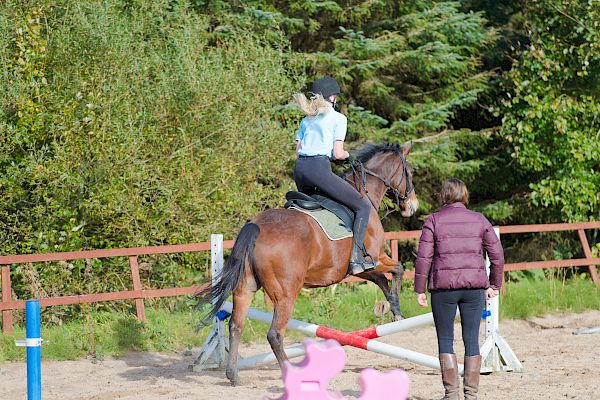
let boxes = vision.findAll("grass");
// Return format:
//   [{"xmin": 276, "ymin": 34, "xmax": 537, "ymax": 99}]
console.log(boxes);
[
  {"xmin": 500, "ymin": 276, "xmax": 600, "ymax": 319},
  {"xmin": 1, "ymin": 278, "xmax": 598, "ymax": 362},
  {"xmin": 0, "ymin": 308, "xmax": 207, "ymax": 363}
]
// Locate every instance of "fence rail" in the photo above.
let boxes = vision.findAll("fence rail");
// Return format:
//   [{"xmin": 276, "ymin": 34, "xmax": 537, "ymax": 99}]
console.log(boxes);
[{"xmin": 1, "ymin": 222, "xmax": 598, "ymax": 334}]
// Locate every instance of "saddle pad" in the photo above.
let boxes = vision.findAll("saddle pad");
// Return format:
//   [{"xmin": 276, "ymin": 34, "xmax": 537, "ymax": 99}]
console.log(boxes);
[{"xmin": 289, "ymin": 205, "xmax": 353, "ymax": 241}]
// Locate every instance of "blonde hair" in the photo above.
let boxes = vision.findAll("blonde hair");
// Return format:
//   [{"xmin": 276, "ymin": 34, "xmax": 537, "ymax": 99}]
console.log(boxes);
[
  {"xmin": 440, "ymin": 178, "xmax": 469, "ymax": 205},
  {"xmin": 293, "ymin": 93, "xmax": 331, "ymax": 116}
]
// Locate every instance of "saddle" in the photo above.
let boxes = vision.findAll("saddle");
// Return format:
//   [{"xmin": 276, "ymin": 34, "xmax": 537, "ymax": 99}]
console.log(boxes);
[{"xmin": 284, "ymin": 191, "xmax": 354, "ymax": 233}]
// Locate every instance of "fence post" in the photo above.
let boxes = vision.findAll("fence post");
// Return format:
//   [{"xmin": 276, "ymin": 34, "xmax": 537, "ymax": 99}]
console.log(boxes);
[
  {"xmin": 129, "ymin": 256, "xmax": 147, "ymax": 323},
  {"xmin": 391, "ymin": 239, "xmax": 399, "ymax": 262},
  {"xmin": 577, "ymin": 229, "xmax": 600, "ymax": 287},
  {"xmin": 2, "ymin": 265, "xmax": 14, "ymax": 334}
]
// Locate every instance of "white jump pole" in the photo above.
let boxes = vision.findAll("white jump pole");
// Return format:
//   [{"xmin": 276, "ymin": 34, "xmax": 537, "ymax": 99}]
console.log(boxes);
[
  {"xmin": 237, "ymin": 308, "xmax": 458, "ymax": 369},
  {"xmin": 221, "ymin": 301, "xmax": 463, "ymax": 374}
]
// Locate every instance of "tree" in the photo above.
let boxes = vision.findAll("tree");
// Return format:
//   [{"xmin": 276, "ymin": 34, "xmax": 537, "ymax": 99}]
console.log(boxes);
[{"xmin": 501, "ymin": 0, "xmax": 600, "ymax": 221}]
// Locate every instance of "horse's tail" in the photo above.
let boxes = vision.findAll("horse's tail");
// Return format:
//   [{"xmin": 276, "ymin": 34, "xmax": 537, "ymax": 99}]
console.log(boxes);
[{"xmin": 197, "ymin": 222, "xmax": 260, "ymax": 325}]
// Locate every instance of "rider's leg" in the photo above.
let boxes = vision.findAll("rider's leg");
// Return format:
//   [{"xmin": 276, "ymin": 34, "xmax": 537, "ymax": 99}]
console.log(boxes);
[
  {"xmin": 293, "ymin": 161, "xmax": 310, "ymax": 193},
  {"xmin": 294, "ymin": 156, "xmax": 376, "ymax": 273},
  {"xmin": 349, "ymin": 202, "xmax": 376, "ymax": 274}
]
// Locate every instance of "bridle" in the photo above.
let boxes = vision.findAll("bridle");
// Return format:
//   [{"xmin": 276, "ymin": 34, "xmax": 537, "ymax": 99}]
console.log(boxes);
[{"xmin": 345, "ymin": 153, "xmax": 414, "ymax": 218}]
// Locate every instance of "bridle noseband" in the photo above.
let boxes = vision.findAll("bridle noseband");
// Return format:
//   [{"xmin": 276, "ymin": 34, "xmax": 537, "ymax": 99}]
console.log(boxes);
[{"xmin": 345, "ymin": 154, "xmax": 414, "ymax": 217}]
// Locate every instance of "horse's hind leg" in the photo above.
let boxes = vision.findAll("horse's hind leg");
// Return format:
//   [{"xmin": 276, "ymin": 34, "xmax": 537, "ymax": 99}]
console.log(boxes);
[
  {"xmin": 267, "ymin": 297, "xmax": 296, "ymax": 369},
  {"xmin": 226, "ymin": 280, "xmax": 258, "ymax": 386}
]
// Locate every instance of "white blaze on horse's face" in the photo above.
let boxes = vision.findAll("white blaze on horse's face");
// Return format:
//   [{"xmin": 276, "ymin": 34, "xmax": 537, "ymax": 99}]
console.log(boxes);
[
  {"xmin": 399, "ymin": 141, "xmax": 418, "ymax": 217},
  {"xmin": 401, "ymin": 195, "xmax": 419, "ymax": 217}
]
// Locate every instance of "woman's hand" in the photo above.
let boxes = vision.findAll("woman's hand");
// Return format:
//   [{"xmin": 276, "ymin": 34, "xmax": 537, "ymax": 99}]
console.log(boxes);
[
  {"xmin": 485, "ymin": 288, "xmax": 499, "ymax": 300},
  {"xmin": 417, "ymin": 293, "xmax": 428, "ymax": 308}
]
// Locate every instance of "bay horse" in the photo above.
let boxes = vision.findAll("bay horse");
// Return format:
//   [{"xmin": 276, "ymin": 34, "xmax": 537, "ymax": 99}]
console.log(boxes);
[{"xmin": 198, "ymin": 142, "xmax": 419, "ymax": 385}]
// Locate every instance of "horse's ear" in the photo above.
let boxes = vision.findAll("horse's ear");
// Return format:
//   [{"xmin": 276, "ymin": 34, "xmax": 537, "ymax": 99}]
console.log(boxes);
[{"xmin": 401, "ymin": 141, "xmax": 413, "ymax": 156}]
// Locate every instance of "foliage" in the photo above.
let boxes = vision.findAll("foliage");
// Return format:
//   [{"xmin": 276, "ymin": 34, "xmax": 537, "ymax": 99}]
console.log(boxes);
[
  {"xmin": 0, "ymin": 0, "xmax": 598, "ymax": 322},
  {"xmin": 501, "ymin": 0, "xmax": 600, "ymax": 221},
  {"xmin": 0, "ymin": 0, "xmax": 299, "ymax": 306},
  {"xmin": 211, "ymin": 0, "xmax": 523, "ymax": 223}
]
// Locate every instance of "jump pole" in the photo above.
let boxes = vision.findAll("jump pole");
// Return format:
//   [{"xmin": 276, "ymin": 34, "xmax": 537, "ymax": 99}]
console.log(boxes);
[
  {"xmin": 15, "ymin": 300, "xmax": 43, "ymax": 400},
  {"xmin": 220, "ymin": 301, "xmax": 463, "ymax": 374}
]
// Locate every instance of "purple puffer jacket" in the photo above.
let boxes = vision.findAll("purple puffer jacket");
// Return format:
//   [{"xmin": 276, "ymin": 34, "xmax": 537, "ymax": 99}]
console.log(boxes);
[{"xmin": 414, "ymin": 203, "xmax": 504, "ymax": 293}]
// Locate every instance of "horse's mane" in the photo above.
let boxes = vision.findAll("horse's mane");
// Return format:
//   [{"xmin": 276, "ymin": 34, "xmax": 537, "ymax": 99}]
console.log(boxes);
[
  {"xmin": 341, "ymin": 142, "xmax": 405, "ymax": 178},
  {"xmin": 352, "ymin": 142, "xmax": 405, "ymax": 164}
]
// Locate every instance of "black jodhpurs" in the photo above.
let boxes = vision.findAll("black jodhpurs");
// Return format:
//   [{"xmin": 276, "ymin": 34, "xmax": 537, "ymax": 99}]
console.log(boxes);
[
  {"xmin": 293, "ymin": 156, "xmax": 371, "ymax": 245},
  {"xmin": 431, "ymin": 289, "xmax": 484, "ymax": 356}
]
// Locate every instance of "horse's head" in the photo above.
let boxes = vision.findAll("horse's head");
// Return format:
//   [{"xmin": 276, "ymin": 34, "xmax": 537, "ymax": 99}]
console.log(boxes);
[{"xmin": 351, "ymin": 142, "xmax": 419, "ymax": 217}]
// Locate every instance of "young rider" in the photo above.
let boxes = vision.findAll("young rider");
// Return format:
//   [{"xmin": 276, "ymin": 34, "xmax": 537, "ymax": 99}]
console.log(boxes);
[{"xmin": 293, "ymin": 76, "xmax": 376, "ymax": 275}]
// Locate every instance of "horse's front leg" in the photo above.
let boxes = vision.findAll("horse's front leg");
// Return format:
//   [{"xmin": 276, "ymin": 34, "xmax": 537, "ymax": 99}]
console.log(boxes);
[
  {"xmin": 388, "ymin": 257, "xmax": 405, "ymax": 320},
  {"xmin": 370, "ymin": 252, "xmax": 405, "ymax": 320}
]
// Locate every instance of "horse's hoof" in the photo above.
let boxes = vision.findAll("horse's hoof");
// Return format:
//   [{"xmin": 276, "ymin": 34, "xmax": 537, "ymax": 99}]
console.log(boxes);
[
  {"xmin": 394, "ymin": 314, "xmax": 405, "ymax": 322},
  {"xmin": 226, "ymin": 368, "xmax": 239, "ymax": 386},
  {"xmin": 374, "ymin": 300, "xmax": 391, "ymax": 317}
]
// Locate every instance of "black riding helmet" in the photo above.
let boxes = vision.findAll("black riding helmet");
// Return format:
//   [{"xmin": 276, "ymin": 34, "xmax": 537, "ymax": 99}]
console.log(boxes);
[{"xmin": 310, "ymin": 76, "xmax": 341, "ymax": 99}]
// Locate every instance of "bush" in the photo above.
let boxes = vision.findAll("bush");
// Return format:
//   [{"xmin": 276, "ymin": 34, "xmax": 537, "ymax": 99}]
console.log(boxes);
[{"xmin": 0, "ymin": 0, "xmax": 300, "ymax": 316}]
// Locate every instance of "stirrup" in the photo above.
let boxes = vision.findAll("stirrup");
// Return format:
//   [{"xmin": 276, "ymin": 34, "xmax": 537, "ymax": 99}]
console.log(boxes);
[
  {"xmin": 350, "ymin": 262, "xmax": 365, "ymax": 275},
  {"xmin": 359, "ymin": 245, "xmax": 378, "ymax": 270},
  {"xmin": 349, "ymin": 252, "xmax": 378, "ymax": 275}
]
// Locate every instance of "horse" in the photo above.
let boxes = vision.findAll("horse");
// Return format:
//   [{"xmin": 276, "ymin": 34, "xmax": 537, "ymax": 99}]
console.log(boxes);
[{"xmin": 198, "ymin": 141, "xmax": 419, "ymax": 385}]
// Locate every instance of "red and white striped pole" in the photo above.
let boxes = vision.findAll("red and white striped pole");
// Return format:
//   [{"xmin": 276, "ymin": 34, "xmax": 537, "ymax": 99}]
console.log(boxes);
[{"xmin": 221, "ymin": 302, "xmax": 462, "ymax": 374}]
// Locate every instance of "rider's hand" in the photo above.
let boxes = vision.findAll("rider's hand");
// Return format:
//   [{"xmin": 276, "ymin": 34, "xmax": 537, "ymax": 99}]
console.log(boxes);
[{"xmin": 417, "ymin": 293, "xmax": 428, "ymax": 308}]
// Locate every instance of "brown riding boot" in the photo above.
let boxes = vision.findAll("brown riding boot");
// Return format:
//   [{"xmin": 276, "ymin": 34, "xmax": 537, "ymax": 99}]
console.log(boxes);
[
  {"xmin": 439, "ymin": 353, "xmax": 460, "ymax": 400},
  {"xmin": 464, "ymin": 355, "xmax": 482, "ymax": 400}
]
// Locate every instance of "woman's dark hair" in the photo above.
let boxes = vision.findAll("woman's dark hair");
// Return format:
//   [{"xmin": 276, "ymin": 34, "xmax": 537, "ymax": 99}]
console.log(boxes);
[{"xmin": 440, "ymin": 178, "xmax": 469, "ymax": 205}]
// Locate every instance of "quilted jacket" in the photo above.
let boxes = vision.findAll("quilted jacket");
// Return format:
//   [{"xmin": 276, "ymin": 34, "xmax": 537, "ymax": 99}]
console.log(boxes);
[{"xmin": 414, "ymin": 203, "xmax": 504, "ymax": 293}]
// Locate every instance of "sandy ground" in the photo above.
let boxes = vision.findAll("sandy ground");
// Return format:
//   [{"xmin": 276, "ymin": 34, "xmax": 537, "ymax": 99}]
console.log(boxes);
[{"xmin": 2, "ymin": 311, "xmax": 600, "ymax": 400}]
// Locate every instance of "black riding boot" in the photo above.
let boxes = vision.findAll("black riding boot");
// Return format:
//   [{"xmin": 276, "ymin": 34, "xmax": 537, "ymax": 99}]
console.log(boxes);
[{"xmin": 349, "ymin": 216, "xmax": 377, "ymax": 275}]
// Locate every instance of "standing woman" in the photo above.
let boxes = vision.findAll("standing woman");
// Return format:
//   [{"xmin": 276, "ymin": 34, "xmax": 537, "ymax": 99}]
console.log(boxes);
[
  {"xmin": 414, "ymin": 178, "xmax": 504, "ymax": 400},
  {"xmin": 293, "ymin": 76, "xmax": 376, "ymax": 274}
]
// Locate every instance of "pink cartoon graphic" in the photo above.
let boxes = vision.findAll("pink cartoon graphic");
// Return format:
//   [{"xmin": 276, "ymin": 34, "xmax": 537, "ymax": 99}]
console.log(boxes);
[{"xmin": 267, "ymin": 339, "xmax": 410, "ymax": 400}]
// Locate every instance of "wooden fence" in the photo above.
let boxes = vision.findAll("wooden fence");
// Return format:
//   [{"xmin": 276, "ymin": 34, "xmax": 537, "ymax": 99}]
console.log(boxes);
[{"xmin": 1, "ymin": 222, "xmax": 598, "ymax": 334}]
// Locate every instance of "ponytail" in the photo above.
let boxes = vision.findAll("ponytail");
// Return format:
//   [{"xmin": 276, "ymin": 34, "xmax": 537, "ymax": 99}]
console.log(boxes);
[{"xmin": 293, "ymin": 93, "xmax": 331, "ymax": 117}]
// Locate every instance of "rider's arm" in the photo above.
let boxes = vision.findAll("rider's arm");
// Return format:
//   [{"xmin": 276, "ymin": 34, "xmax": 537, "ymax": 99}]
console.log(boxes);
[
  {"xmin": 333, "ymin": 140, "xmax": 350, "ymax": 160},
  {"xmin": 295, "ymin": 119, "xmax": 305, "ymax": 159},
  {"xmin": 332, "ymin": 114, "xmax": 349, "ymax": 160}
]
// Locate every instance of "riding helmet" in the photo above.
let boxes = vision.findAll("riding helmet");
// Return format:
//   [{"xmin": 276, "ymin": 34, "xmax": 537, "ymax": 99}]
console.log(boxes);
[{"xmin": 310, "ymin": 76, "xmax": 341, "ymax": 99}]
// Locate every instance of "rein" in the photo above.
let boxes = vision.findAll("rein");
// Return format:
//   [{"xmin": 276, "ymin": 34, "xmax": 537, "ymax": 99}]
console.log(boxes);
[{"xmin": 345, "ymin": 155, "xmax": 414, "ymax": 217}]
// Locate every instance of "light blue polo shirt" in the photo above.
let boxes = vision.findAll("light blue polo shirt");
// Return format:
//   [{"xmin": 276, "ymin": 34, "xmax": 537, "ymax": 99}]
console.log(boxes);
[{"xmin": 295, "ymin": 107, "xmax": 347, "ymax": 158}]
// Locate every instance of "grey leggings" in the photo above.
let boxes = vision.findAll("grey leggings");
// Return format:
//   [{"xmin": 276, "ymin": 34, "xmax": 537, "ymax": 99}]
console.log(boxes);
[
  {"xmin": 293, "ymin": 156, "xmax": 370, "ymax": 244},
  {"xmin": 431, "ymin": 289, "xmax": 484, "ymax": 356}
]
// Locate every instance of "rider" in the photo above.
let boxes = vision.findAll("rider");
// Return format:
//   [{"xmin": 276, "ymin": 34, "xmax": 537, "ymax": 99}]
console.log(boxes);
[{"xmin": 293, "ymin": 76, "xmax": 376, "ymax": 275}]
